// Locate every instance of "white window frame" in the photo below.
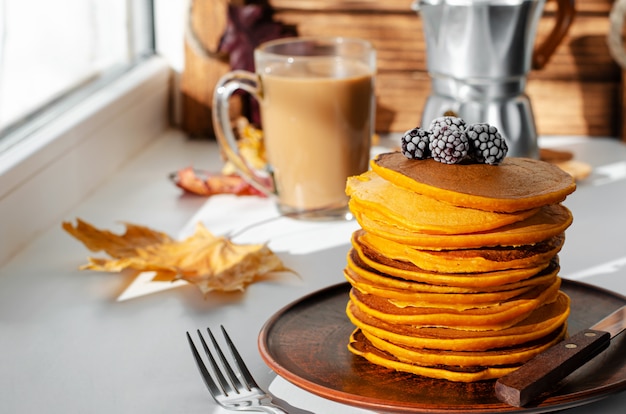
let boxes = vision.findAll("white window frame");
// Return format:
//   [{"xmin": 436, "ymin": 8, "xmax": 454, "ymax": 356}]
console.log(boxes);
[
  {"xmin": 0, "ymin": 0, "xmax": 187, "ymax": 265},
  {"xmin": 0, "ymin": 57, "xmax": 171, "ymax": 265}
]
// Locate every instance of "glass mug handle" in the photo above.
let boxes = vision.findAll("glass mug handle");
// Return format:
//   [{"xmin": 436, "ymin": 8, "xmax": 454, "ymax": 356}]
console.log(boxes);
[{"xmin": 212, "ymin": 70, "xmax": 275, "ymax": 196}]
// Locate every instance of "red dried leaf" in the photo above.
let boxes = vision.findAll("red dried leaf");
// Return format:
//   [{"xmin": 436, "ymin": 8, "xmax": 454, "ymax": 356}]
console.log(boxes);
[{"xmin": 174, "ymin": 167, "xmax": 266, "ymax": 197}]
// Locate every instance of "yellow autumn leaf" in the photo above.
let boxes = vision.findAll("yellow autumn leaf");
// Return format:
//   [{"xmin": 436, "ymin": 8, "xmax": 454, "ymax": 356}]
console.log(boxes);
[
  {"xmin": 221, "ymin": 116, "xmax": 267, "ymax": 176},
  {"xmin": 62, "ymin": 218, "xmax": 174, "ymax": 258},
  {"xmin": 62, "ymin": 218, "xmax": 291, "ymax": 295}
]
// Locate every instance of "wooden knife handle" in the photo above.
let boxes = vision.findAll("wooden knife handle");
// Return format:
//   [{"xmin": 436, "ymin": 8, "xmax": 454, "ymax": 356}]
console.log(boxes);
[{"xmin": 494, "ymin": 329, "xmax": 611, "ymax": 407}]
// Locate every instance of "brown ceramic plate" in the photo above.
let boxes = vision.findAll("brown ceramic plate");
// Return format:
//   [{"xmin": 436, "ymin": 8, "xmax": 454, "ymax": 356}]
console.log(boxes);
[{"xmin": 258, "ymin": 280, "xmax": 626, "ymax": 413}]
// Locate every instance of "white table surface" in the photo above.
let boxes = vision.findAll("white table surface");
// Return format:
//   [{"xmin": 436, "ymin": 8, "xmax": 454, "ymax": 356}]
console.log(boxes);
[{"xmin": 1, "ymin": 129, "xmax": 626, "ymax": 413}]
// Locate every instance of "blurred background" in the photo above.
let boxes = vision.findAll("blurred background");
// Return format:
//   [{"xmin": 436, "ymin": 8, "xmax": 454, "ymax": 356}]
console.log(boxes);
[{"xmin": 1, "ymin": 0, "xmax": 625, "ymax": 158}]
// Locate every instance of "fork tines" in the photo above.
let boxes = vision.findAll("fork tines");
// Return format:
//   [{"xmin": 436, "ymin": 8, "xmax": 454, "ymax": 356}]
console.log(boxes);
[{"xmin": 186, "ymin": 326, "xmax": 259, "ymax": 399}]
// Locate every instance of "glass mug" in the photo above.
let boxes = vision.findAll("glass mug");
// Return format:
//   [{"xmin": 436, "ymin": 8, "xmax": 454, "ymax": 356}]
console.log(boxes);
[{"xmin": 212, "ymin": 37, "xmax": 376, "ymax": 220}]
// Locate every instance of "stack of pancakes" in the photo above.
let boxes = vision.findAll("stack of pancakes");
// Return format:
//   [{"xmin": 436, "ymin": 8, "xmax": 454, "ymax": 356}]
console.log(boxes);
[{"xmin": 344, "ymin": 152, "xmax": 577, "ymax": 382}]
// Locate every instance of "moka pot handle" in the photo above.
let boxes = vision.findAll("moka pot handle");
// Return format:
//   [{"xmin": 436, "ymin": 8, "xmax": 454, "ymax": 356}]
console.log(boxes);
[{"xmin": 533, "ymin": 0, "xmax": 576, "ymax": 70}]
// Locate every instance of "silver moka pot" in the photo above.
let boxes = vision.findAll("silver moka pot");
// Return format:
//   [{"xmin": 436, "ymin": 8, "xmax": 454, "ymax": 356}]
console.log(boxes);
[{"xmin": 413, "ymin": 0, "xmax": 575, "ymax": 158}]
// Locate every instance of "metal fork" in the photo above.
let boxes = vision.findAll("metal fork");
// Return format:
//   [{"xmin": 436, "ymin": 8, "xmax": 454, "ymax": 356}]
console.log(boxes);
[{"xmin": 186, "ymin": 326, "xmax": 288, "ymax": 413}]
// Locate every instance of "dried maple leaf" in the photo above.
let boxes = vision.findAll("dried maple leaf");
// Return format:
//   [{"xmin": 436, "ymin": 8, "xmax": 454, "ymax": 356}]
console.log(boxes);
[
  {"xmin": 63, "ymin": 219, "xmax": 292, "ymax": 295},
  {"xmin": 174, "ymin": 118, "xmax": 269, "ymax": 197},
  {"xmin": 62, "ymin": 219, "xmax": 173, "ymax": 257},
  {"xmin": 173, "ymin": 167, "xmax": 214, "ymax": 196},
  {"xmin": 174, "ymin": 168, "xmax": 266, "ymax": 197},
  {"xmin": 223, "ymin": 117, "xmax": 267, "ymax": 174}
]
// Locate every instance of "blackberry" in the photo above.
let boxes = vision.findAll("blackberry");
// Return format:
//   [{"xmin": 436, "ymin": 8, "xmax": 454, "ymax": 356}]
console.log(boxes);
[
  {"xmin": 429, "ymin": 116, "xmax": 467, "ymax": 135},
  {"xmin": 466, "ymin": 123, "xmax": 508, "ymax": 165},
  {"xmin": 401, "ymin": 127, "xmax": 431, "ymax": 159},
  {"xmin": 429, "ymin": 124, "xmax": 469, "ymax": 164}
]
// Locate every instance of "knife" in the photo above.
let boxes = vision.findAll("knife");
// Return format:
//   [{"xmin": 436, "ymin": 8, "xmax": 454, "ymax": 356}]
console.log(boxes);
[{"xmin": 495, "ymin": 305, "xmax": 626, "ymax": 407}]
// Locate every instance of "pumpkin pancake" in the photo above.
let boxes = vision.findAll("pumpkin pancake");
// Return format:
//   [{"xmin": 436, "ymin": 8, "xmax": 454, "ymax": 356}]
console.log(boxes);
[
  {"xmin": 371, "ymin": 152, "xmax": 576, "ymax": 213},
  {"xmin": 343, "ymin": 147, "xmax": 576, "ymax": 381},
  {"xmin": 348, "ymin": 326, "xmax": 567, "ymax": 382},
  {"xmin": 348, "ymin": 333, "xmax": 520, "ymax": 382},
  {"xmin": 346, "ymin": 292, "xmax": 570, "ymax": 351},
  {"xmin": 349, "ymin": 278, "xmax": 561, "ymax": 330},
  {"xmin": 355, "ymin": 230, "xmax": 565, "ymax": 273},
  {"xmin": 346, "ymin": 171, "xmax": 538, "ymax": 234},
  {"xmin": 353, "ymin": 203, "xmax": 573, "ymax": 250},
  {"xmin": 345, "ymin": 269, "xmax": 539, "ymax": 310},
  {"xmin": 347, "ymin": 249, "xmax": 560, "ymax": 294},
  {"xmin": 357, "ymin": 325, "xmax": 566, "ymax": 368},
  {"xmin": 352, "ymin": 242, "xmax": 555, "ymax": 288}
]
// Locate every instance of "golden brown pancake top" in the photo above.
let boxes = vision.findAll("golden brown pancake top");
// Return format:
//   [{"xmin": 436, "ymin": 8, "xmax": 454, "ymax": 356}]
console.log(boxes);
[{"xmin": 371, "ymin": 152, "xmax": 576, "ymax": 212}]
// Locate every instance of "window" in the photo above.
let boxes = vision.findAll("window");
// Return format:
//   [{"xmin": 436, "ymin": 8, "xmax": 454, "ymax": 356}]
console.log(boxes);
[{"xmin": 0, "ymin": 0, "xmax": 155, "ymax": 153}]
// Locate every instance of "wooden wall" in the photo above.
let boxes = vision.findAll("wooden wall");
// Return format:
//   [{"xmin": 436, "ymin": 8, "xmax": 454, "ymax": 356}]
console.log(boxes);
[{"xmin": 180, "ymin": 0, "xmax": 624, "ymax": 139}]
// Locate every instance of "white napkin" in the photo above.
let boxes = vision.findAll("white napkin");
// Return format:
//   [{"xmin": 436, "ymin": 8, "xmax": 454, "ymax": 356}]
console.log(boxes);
[
  {"xmin": 268, "ymin": 375, "xmax": 374, "ymax": 414},
  {"xmin": 178, "ymin": 195, "xmax": 359, "ymax": 255},
  {"xmin": 203, "ymin": 375, "xmax": 373, "ymax": 414}
]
